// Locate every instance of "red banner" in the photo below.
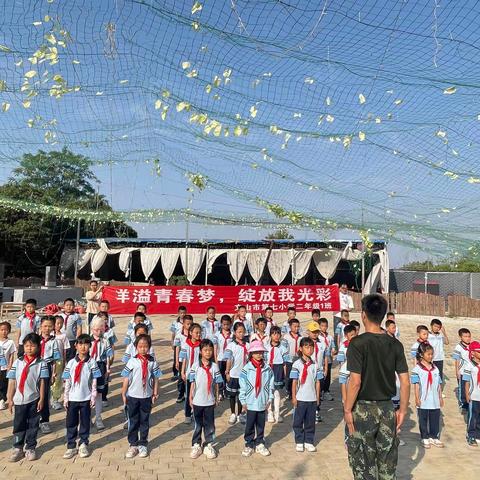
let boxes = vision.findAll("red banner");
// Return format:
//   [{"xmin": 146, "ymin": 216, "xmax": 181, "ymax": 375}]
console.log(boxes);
[{"xmin": 103, "ymin": 285, "xmax": 340, "ymax": 315}]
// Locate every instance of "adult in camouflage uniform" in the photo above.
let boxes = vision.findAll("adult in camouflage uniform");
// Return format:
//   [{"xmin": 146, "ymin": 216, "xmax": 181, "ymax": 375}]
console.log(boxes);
[{"xmin": 344, "ymin": 294, "xmax": 410, "ymax": 480}]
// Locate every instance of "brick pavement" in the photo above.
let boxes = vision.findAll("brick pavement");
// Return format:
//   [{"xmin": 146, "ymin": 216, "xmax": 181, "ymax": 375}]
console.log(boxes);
[{"xmin": 1, "ymin": 313, "xmax": 479, "ymax": 479}]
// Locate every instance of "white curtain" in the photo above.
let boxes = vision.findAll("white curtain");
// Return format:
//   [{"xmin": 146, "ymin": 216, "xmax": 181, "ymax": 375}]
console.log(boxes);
[
  {"xmin": 246, "ymin": 249, "xmax": 269, "ymax": 285},
  {"xmin": 77, "ymin": 249, "xmax": 94, "ymax": 270},
  {"xmin": 96, "ymin": 238, "xmax": 120, "ymax": 255},
  {"xmin": 364, "ymin": 262, "xmax": 382, "ymax": 295},
  {"xmin": 90, "ymin": 249, "xmax": 108, "ymax": 273},
  {"xmin": 59, "ymin": 248, "xmax": 76, "ymax": 273},
  {"xmin": 180, "ymin": 248, "xmax": 206, "ymax": 284},
  {"xmin": 140, "ymin": 248, "xmax": 162, "ymax": 280},
  {"xmin": 161, "ymin": 248, "xmax": 181, "ymax": 284},
  {"xmin": 207, "ymin": 249, "xmax": 228, "ymax": 273},
  {"xmin": 268, "ymin": 250, "xmax": 292, "ymax": 285},
  {"xmin": 377, "ymin": 249, "xmax": 390, "ymax": 293},
  {"xmin": 342, "ymin": 245, "xmax": 362, "ymax": 261},
  {"xmin": 118, "ymin": 248, "xmax": 137, "ymax": 278},
  {"xmin": 313, "ymin": 248, "xmax": 343, "ymax": 281},
  {"xmin": 292, "ymin": 249, "xmax": 314, "ymax": 283},
  {"xmin": 227, "ymin": 250, "xmax": 249, "ymax": 285}
]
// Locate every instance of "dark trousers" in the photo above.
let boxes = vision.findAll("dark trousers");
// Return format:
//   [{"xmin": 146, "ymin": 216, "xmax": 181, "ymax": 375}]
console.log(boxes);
[
  {"xmin": 433, "ymin": 361, "xmax": 444, "ymax": 382},
  {"xmin": 66, "ymin": 400, "xmax": 91, "ymax": 449},
  {"xmin": 66, "ymin": 340, "xmax": 76, "ymax": 362},
  {"xmin": 177, "ymin": 362, "xmax": 185, "ymax": 398},
  {"xmin": 468, "ymin": 400, "xmax": 480, "ymax": 439},
  {"xmin": 127, "ymin": 396, "xmax": 152, "ymax": 447},
  {"xmin": 322, "ymin": 363, "xmax": 332, "ymax": 393},
  {"xmin": 17, "ymin": 345, "xmax": 24, "ymax": 358},
  {"xmin": 185, "ymin": 380, "xmax": 192, "ymax": 418},
  {"xmin": 192, "ymin": 404, "xmax": 215, "ymax": 446},
  {"xmin": 418, "ymin": 408, "xmax": 440, "ymax": 439},
  {"xmin": 458, "ymin": 378, "xmax": 469, "ymax": 409},
  {"xmin": 0, "ymin": 370, "xmax": 8, "ymax": 401},
  {"xmin": 218, "ymin": 361, "xmax": 227, "ymax": 395},
  {"xmin": 13, "ymin": 400, "xmax": 40, "ymax": 450},
  {"xmin": 285, "ymin": 362, "xmax": 293, "ymax": 396},
  {"xmin": 333, "ymin": 316, "xmax": 341, "ymax": 347},
  {"xmin": 293, "ymin": 400, "xmax": 316, "ymax": 444},
  {"xmin": 102, "ymin": 381, "xmax": 109, "ymax": 401},
  {"xmin": 244, "ymin": 410, "xmax": 266, "ymax": 448},
  {"xmin": 40, "ymin": 373, "xmax": 51, "ymax": 423},
  {"xmin": 346, "ymin": 400, "xmax": 398, "ymax": 480},
  {"xmin": 172, "ymin": 349, "xmax": 178, "ymax": 377}
]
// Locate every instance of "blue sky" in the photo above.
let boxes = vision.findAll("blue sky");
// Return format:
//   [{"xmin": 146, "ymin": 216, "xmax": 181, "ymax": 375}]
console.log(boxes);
[{"xmin": 2, "ymin": 0, "xmax": 480, "ymax": 266}]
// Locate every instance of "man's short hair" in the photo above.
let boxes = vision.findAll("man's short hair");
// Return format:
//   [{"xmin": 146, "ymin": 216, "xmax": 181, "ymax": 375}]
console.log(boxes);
[{"xmin": 361, "ymin": 294, "xmax": 388, "ymax": 324}]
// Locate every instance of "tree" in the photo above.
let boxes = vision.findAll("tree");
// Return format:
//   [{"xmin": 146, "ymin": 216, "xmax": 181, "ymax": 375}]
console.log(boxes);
[
  {"xmin": 0, "ymin": 148, "xmax": 136, "ymax": 276},
  {"xmin": 265, "ymin": 228, "xmax": 294, "ymax": 240},
  {"xmin": 401, "ymin": 256, "xmax": 480, "ymax": 272}
]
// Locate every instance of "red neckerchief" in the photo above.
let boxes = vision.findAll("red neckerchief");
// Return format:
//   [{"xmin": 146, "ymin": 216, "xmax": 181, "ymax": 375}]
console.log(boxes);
[
  {"xmin": 91, "ymin": 338, "xmax": 100, "ymax": 359},
  {"xmin": 136, "ymin": 354, "xmax": 149, "ymax": 388},
  {"xmin": 269, "ymin": 343, "xmax": 279, "ymax": 366},
  {"xmin": 341, "ymin": 320, "xmax": 349, "ymax": 326},
  {"xmin": 417, "ymin": 362, "xmax": 435, "ymax": 397},
  {"xmin": 460, "ymin": 341, "xmax": 470, "ymax": 351},
  {"xmin": 220, "ymin": 331, "xmax": 231, "ymax": 353},
  {"xmin": 186, "ymin": 338, "xmax": 200, "ymax": 366},
  {"xmin": 207, "ymin": 319, "xmax": 216, "ymax": 333},
  {"xmin": 300, "ymin": 357, "xmax": 313, "ymax": 385},
  {"xmin": 315, "ymin": 342, "xmax": 319, "ymax": 358},
  {"xmin": 343, "ymin": 339, "xmax": 350, "ymax": 348},
  {"xmin": 19, "ymin": 355, "xmax": 37, "ymax": 395},
  {"xmin": 289, "ymin": 332, "xmax": 300, "ymax": 353},
  {"xmin": 201, "ymin": 362, "xmax": 213, "ymax": 395},
  {"xmin": 417, "ymin": 338, "xmax": 430, "ymax": 346},
  {"xmin": 320, "ymin": 332, "xmax": 329, "ymax": 347},
  {"xmin": 40, "ymin": 336, "xmax": 50, "ymax": 357},
  {"xmin": 236, "ymin": 339, "xmax": 247, "ymax": 363},
  {"xmin": 266, "ymin": 318, "xmax": 273, "ymax": 324},
  {"xmin": 250, "ymin": 358, "xmax": 263, "ymax": 397},
  {"xmin": 25, "ymin": 311, "xmax": 36, "ymax": 330},
  {"xmin": 74, "ymin": 356, "xmax": 87, "ymax": 385}
]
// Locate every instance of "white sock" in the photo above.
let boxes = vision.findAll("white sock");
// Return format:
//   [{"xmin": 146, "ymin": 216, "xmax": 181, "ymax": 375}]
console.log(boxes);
[
  {"xmin": 95, "ymin": 399, "xmax": 103, "ymax": 419},
  {"xmin": 274, "ymin": 390, "xmax": 281, "ymax": 417}
]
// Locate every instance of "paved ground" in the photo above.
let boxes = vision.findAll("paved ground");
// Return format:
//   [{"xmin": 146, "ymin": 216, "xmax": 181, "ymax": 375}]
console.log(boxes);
[{"xmin": 1, "ymin": 312, "xmax": 479, "ymax": 480}]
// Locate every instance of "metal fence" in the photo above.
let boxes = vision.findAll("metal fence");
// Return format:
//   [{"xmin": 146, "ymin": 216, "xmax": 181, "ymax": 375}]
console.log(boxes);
[{"xmin": 390, "ymin": 270, "xmax": 480, "ymax": 299}]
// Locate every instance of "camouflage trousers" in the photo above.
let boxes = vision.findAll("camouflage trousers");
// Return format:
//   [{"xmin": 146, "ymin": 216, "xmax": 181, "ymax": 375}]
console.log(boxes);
[{"xmin": 346, "ymin": 400, "xmax": 399, "ymax": 480}]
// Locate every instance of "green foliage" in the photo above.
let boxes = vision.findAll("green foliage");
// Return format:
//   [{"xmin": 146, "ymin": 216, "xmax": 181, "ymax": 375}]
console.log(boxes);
[
  {"xmin": 401, "ymin": 257, "xmax": 480, "ymax": 272},
  {"xmin": 265, "ymin": 228, "xmax": 294, "ymax": 240},
  {"xmin": 0, "ymin": 148, "xmax": 136, "ymax": 276}
]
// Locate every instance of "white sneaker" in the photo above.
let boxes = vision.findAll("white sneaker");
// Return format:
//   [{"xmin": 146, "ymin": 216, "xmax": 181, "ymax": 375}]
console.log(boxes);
[
  {"xmin": 421, "ymin": 439, "xmax": 431, "ymax": 449},
  {"xmin": 399, "ymin": 439, "xmax": 406, "ymax": 446},
  {"xmin": 255, "ymin": 444, "xmax": 271, "ymax": 456},
  {"xmin": 239, "ymin": 412, "xmax": 247, "ymax": 424},
  {"xmin": 138, "ymin": 446, "xmax": 148, "ymax": 458},
  {"xmin": 25, "ymin": 449, "xmax": 37, "ymax": 461},
  {"xmin": 52, "ymin": 400, "xmax": 63, "ymax": 411},
  {"xmin": 430, "ymin": 438, "xmax": 444, "ymax": 448},
  {"xmin": 184, "ymin": 416, "xmax": 192, "ymax": 424},
  {"xmin": 190, "ymin": 443, "xmax": 203, "ymax": 459},
  {"xmin": 96, "ymin": 417, "xmax": 105, "ymax": 430},
  {"xmin": 78, "ymin": 443, "xmax": 90, "ymax": 458},
  {"xmin": 267, "ymin": 411, "xmax": 275, "ymax": 423},
  {"xmin": 63, "ymin": 448, "xmax": 77, "ymax": 459},
  {"xmin": 125, "ymin": 446, "xmax": 138, "ymax": 458},
  {"xmin": 305, "ymin": 443, "xmax": 317, "ymax": 452},
  {"xmin": 228, "ymin": 413, "xmax": 237, "ymax": 425},
  {"xmin": 40, "ymin": 422, "xmax": 51, "ymax": 434},
  {"xmin": 0, "ymin": 399, "xmax": 6, "ymax": 410},
  {"xmin": 275, "ymin": 414, "xmax": 284, "ymax": 423},
  {"xmin": 295, "ymin": 443, "xmax": 304, "ymax": 452},
  {"xmin": 204, "ymin": 443, "xmax": 217, "ymax": 459},
  {"xmin": 324, "ymin": 392, "xmax": 334, "ymax": 401},
  {"xmin": 242, "ymin": 446, "xmax": 254, "ymax": 457},
  {"xmin": 123, "ymin": 420, "xmax": 129, "ymax": 429},
  {"xmin": 9, "ymin": 447, "xmax": 24, "ymax": 462}
]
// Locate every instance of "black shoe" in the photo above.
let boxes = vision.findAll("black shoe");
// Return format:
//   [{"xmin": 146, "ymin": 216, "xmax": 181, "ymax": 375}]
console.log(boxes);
[
  {"xmin": 171, "ymin": 375, "xmax": 179, "ymax": 381},
  {"xmin": 467, "ymin": 437, "xmax": 478, "ymax": 446},
  {"xmin": 176, "ymin": 396, "xmax": 185, "ymax": 404}
]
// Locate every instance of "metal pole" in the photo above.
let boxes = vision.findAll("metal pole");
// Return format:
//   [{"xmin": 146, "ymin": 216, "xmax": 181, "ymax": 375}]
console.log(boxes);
[
  {"xmin": 424, "ymin": 272, "xmax": 428, "ymax": 294},
  {"xmin": 361, "ymin": 252, "xmax": 365, "ymax": 295},
  {"xmin": 291, "ymin": 246, "xmax": 294, "ymax": 285},
  {"xmin": 204, "ymin": 242, "xmax": 209, "ymax": 285},
  {"xmin": 128, "ymin": 254, "xmax": 133, "ymax": 285},
  {"xmin": 73, "ymin": 218, "xmax": 81, "ymax": 286}
]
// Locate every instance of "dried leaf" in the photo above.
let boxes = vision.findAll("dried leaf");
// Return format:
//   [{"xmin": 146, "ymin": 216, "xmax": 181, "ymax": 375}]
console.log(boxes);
[
  {"xmin": 250, "ymin": 105, "xmax": 257, "ymax": 118},
  {"xmin": 33, "ymin": 21, "xmax": 42, "ymax": 26},
  {"xmin": 326, "ymin": 114, "xmax": 334, "ymax": 123},
  {"xmin": 443, "ymin": 86, "xmax": 456, "ymax": 95},
  {"xmin": 72, "ymin": 59, "xmax": 80, "ymax": 64},
  {"xmin": 182, "ymin": 61, "xmax": 191, "ymax": 70},
  {"xmin": 325, "ymin": 97, "xmax": 331, "ymax": 106},
  {"xmin": 1, "ymin": 102, "xmax": 10, "ymax": 112},
  {"xmin": 304, "ymin": 77, "xmax": 315, "ymax": 84},
  {"xmin": 154, "ymin": 99, "xmax": 162, "ymax": 110},
  {"xmin": 24, "ymin": 70, "xmax": 37, "ymax": 78},
  {"xmin": 223, "ymin": 68, "xmax": 232, "ymax": 78},
  {"xmin": 0, "ymin": 44, "xmax": 12, "ymax": 53},
  {"xmin": 358, "ymin": 131, "xmax": 366, "ymax": 141},
  {"xmin": 22, "ymin": 100, "xmax": 31, "ymax": 108},
  {"xmin": 119, "ymin": 79, "xmax": 129, "ymax": 84},
  {"xmin": 358, "ymin": 93, "xmax": 366, "ymax": 104},
  {"xmin": 394, "ymin": 99, "xmax": 403, "ymax": 105},
  {"xmin": 191, "ymin": 1, "xmax": 203, "ymax": 14},
  {"xmin": 233, "ymin": 125, "xmax": 243, "ymax": 136}
]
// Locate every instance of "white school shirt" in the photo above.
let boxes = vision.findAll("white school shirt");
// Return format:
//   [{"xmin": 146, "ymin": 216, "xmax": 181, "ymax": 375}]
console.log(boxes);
[
  {"xmin": 232, "ymin": 318, "xmax": 253, "ymax": 335},
  {"xmin": 338, "ymin": 356, "xmax": 350, "ymax": 385},
  {"xmin": 169, "ymin": 319, "xmax": 183, "ymax": 341},
  {"xmin": 189, "ymin": 362, "xmax": 222, "ymax": 406},
  {"xmin": 410, "ymin": 340, "xmax": 429, "ymax": 359},
  {"xmin": 121, "ymin": 356, "xmax": 162, "ymax": 399},
  {"xmin": 224, "ymin": 340, "xmax": 249, "ymax": 378},
  {"xmin": 61, "ymin": 312, "xmax": 83, "ymax": 341},
  {"xmin": 290, "ymin": 358, "xmax": 323, "ymax": 402},
  {"xmin": 16, "ymin": 314, "xmax": 41, "ymax": 344},
  {"xmin": 336, "ymin": 341, "xmax": 349, "ymax": 365},
  {"xmin": 283, "ymin": 332, "xmax": 302, "ymax": 362},
  {"xmin": 313, "ymin": 339, "xmax": 326, "ymax": 366},
  {"xmin": 266, "ymin": 342, "xmax": 289, "ymax": 365},
  {"xmin": 264, "ymin": 318, "xmax": 276, "ymax": 336},
  {"xmin": 7, "ymin": 357, "xmax": 49, "ymax": 405},
  {"xmin": 463, "ymin": 361, "xmax": 480, "ymax": 402},
  {"xmin": 281, "ymin": 320, "xmax": 291, "ymax": 334},
  {"xmin": 92, "ymin": 313, "xmax": 116, "ymax": 329},
  {"xmin": 55, "ymin": 332, "xmax": 69, "ymax": 356},
  {"xmin": 411, "ymin": 363, "xmax": 442, "ymax": 409},
  {"xmin": 213, "ymin": 331, "xmax": 232, "ymax": 362},
  {"xmin": 63, "ymin": 356, "xmax": 101, "ymax": 402},
  {"xmin": 173, "ymin": 330, "xmax": 188, "ymax": 350},
  {"xmin": 335, "ymin": 321, "xmax": 349, "ymax": 345},
  {"xmin": 250, "ymin": 332, "xmax": 270, "ymax": 348},
  {"xmin": 201, "ymin": 318, "xmax": 220, "ymax": 340},
  {"xmin": 391, "ymin": 373, "xmax": 401, "ymax": 402},
  {"xmin": 40, "ymin": 336, "xmax": 61, "ymax": 364},
  {"xmin": 452, "ymin": 342, "xmax": 471, "ymax": 375},
  {"xmin": 179, "ymin": 340, "xmax": 201, "ymax": 371},
  {"xmin": 318, "ymin": 332, "xmax": 334, "ymax": 360},
  {"xmin": 428, "ymin": 332, "xmax": 445, "ymax": 361},
  {"xmin": 335, "ymin": 292, "xmax": 354, "ymax": 317},
  {"xmin": 122, "ymin": 342, "xmax": 156, "ymax": 364},
  {"xmin": 89, "ymin": 336, "xmax": 114, "ymax": 363},
  {"xmin": 0, "ymin": 339, "xmax": 16, "ymax": 371}
]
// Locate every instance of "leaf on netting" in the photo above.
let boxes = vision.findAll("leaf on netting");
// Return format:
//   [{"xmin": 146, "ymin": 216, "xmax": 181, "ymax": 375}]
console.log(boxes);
[
  {"xmin": 162, "ymin": 89, "xmax": 170, "ymax": 98},
  {"xmin": 205, "ymin": 84, "xmax": 212, "ymax": 93},
  {"xmin": 358, "ymin": 93, "xmax": 366, "ymax": 104},
  {"xmin": 161, "ymin": 105, "xmax": 169, "ymax": 120},
  {"xmin": 443, "ymin": 86, "xmax": 456, "ymax": 95},
  {"xmin": 223, "ymin": 127, "xmax": 229, "ymax": 137},
  {"xmin": 44, "ymin": 15, "xmax": 51, "ymax": 21},
  {"xmin": 25, "ymin": 70, "xmax": 37, "ymax": 78},
  {"xmin": 72, "ymin": 59, "xmax": 80, "ymax": 64},
  {"xmin": 386, "ymin": 89, "xmax": 394, "ymax": 94},
  {"xmin": 192, "ymin": 1, "xmax": 203, "ymax": 14},
  {"xmin": 252, "ymin": 79, "xmax": 261, "ymax": 87},
  {"xmin": 468, "ymin": 177, "xmax": 480, "ymax": 184},
  {"xmin": 343, "ymin": 136, "xmax": 352, "ymax": 149},
  {"xmin": 296, "ymin": 136, "xmax": 302, "ymax": 142},
  {"xmin": 251, "ymin": 163, "xmax": 258, "ymax": 169},
  {"xmin": 1, "ymin": 102, "xmax": 10, "ymax": 112},
  {"xmin": 224, "ymin": 77, "xmax": 231, "ymax": 85},
  {"xmin": 387, "ymin": 113, "xmax": 393, "ymax": 119},
  {"xmin": 22, "ymin": 100, "xmax": 31, "ymax": 108},
  {"xmin": 358, "ymin": 131, "xmax": 366, "ymax": 141},
  {"xmin": 14, "ymin": 59, "xmax": 22, "ymax": 66},
  {"xmin": 154, "ymin": 99, "xmax": 162, "ymax": 110},
  {"xmin": 250, "ymin": 105, "xmax": 257, "ymax": 118},
  {"xmin": 435, "ymin": 129, "xmax": 447, "ymax": 138},
  {"xmin": 394, "ymin": 99, "xmax": 403, "ymax": 105},
  {"xmin": 375, "ymin": 117, "xmax": 381, "ymax": 123},
  {"xmin": 0, "ymin": 44, "xmax": 12, "ymax": 53},
  {"xmin": 304, "ymin": 77, "xmax": 315, "ymax": 84},
  {"xmin": 182, "ymin": 61, "xmax": 191, "ymax": 69},
  {"xmin": 325, "ymin": 97, "xmax": 331, "ymax": 106},
  {"xmin": 119, "ymin": 79, "xmax": 129, "ymax": 84},
  {"xmin": 213, "ymin": 93, "xmax": 220, "ymax": 100},
  {"xmin": 444, "ymin": 171, "xmax": 459, "ymax": 180},
  {"xmin": 176, "ymin": 101, "xmax": 191, "ymax": 112},
  {"xmin": 45, "ymin": 33, "xmax": 56, "ymax": 45},
  {"xmin": 213, "ymin": 123, "xmax": 222, "ymax": 136},
  {"xmin": 293, "ymin": 112, "xmax": 301, "ymax": 118},
  {"xmin": 223, "ymin": 68, "xmax": 232, "ymax": 78},
  {"xmin": 0, "ymin": 80, "xmax": 5, "ymax": 92},
  {"xmin": 451, "ymin": 148, "xmax": 459, "ymax": 156},
  {"xmin": 326, "ymin": 114, "xmax": 334, "ymax": 122},
  {"xmin": 53, "ymin": 74, "xmax": 64, "ymax": 83},
  {"xmin": 27, "ymin": 118, "xmax": 34, "ymax": 128},
  {"xmin": 233, "ymin": 125, "xmax": 243, "ymax": 136},
  {"xmin": 441, "ymin": 208, "xmax": 450, "ymax": 213},
  {"xmin": 317, "ymin": 115, "xmax": 324, "ymax": 124},
  {"xmin": 186, "ymin": 69, "xmax": 198, "ymax": 78},
  {"xmin": 33, "ymin": 21, "xmax": 42, "ymax": 26},
  {"xmin": 191, "ymin": 21, "xmax": 200, "ymax": 30},
  {"xmin": 213, "ymin": 75, "xmax": 221, "ymax": 87}
]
